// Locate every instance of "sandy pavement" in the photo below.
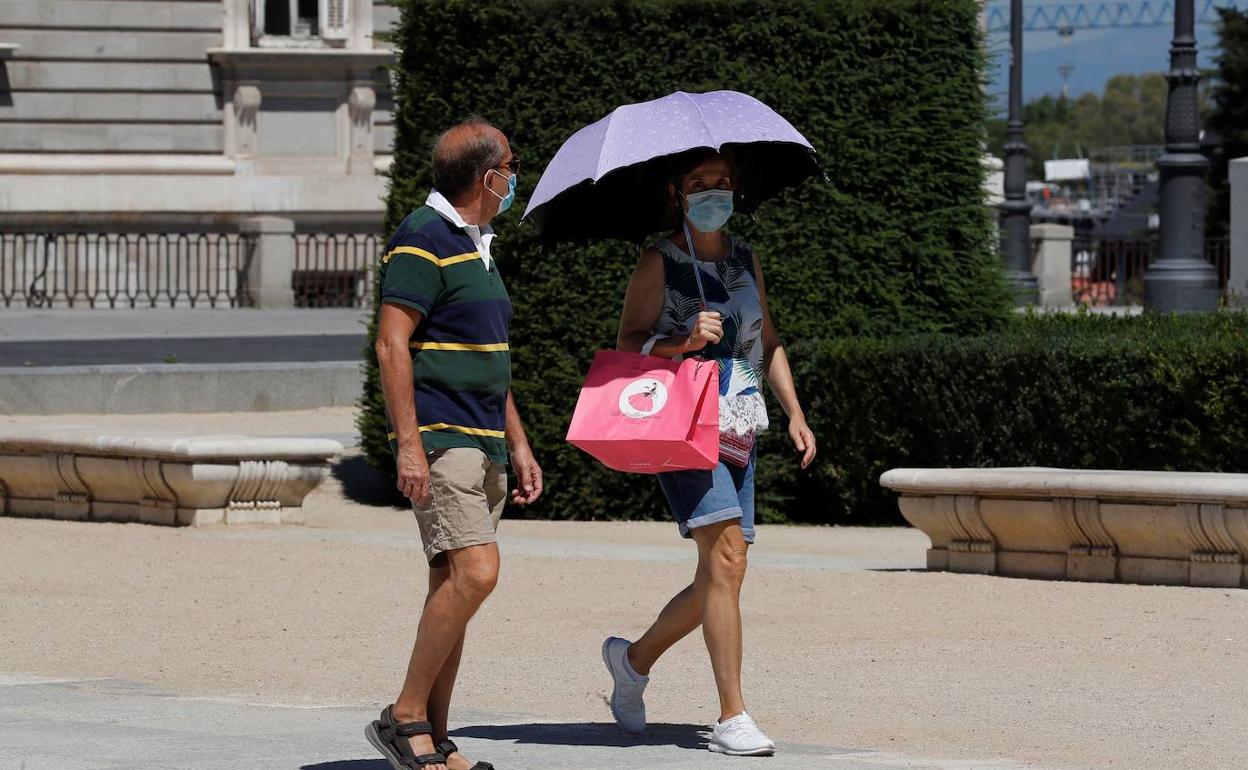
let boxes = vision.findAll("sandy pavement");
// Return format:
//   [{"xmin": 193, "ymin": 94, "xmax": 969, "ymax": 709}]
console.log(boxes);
[
  {"xmin": 3, "ymin": 493, "xmax": 1247, "ymax": 769},
  {"xmin": 2, "ymin": 408, "xmax": 1247, "ymax": 768}
]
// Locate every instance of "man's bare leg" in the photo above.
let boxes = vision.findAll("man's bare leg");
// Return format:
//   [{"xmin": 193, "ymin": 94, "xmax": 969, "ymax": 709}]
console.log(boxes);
[
  {"xmin": 391, "ymin": 543, "xmax": 499, "ymax": 770},
  {"xmin": 424, "ymin": 567, "xmax": 476, "ymax": 770}
]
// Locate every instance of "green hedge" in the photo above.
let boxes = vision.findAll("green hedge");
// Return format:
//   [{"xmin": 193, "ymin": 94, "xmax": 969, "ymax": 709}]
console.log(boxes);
[
  {"xmin": 761, "ymin": 313, "xmax": 1248, "ymax": 525},
  {"xmin": 360, "ymin": 0, "xmax": 1010, "ymax": 520}
]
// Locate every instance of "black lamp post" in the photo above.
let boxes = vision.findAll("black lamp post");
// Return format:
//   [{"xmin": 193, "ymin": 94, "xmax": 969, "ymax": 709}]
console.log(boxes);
[
  {"xmin": 1000, "ymin": 0, "xmax": 1040, "ymax": 305},
  {"xmin": 1144, "ymin": 0, "xmax": 1219, "ymax": 312}
]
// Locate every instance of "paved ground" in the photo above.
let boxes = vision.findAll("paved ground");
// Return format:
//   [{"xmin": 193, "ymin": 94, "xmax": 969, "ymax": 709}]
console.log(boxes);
[
  {"xmin": 0, "ymin": 335, "xmax": 365, "ymax": 367},
  {"xmin": 0, "ymin": 407, "xmax": 364, "ymax": 449},
  {"xmin": 0, "ymin": 308, "xmax": 368, "ymax": 368},
  {"xmin": 0, "ymin": 308, "xmax": 367, "ymax": 342},
  {"xmin": 5, "ymin": 675, "xmax": 994, "ymax": 770},
  {"xmin": 3, "ymin": 408, "xmax": 1248, "ymax": 770}
]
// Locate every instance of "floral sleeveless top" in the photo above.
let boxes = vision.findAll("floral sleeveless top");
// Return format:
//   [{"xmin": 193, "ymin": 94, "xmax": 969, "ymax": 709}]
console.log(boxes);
[{"xmin": 648, "ymin": 236, "xmax": 769, "ymax": 439}]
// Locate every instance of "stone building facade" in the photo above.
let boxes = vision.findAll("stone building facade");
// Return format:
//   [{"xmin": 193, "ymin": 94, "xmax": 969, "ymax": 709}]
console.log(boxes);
[{"xmin": 0, "ymin": 0, "xmax": 399, "ymax": 233}]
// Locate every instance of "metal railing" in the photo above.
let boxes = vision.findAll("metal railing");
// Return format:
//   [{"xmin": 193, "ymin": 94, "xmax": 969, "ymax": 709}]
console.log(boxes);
[
  {"xmin": 292, "ymin": 232, "xmax": 378, "ymax": 308},
  {"xmin": 0, "ymin": 232, "xmax": 255, "ymax": 309},
  {"xmin": 1071, "ymin": 237, "xmax": 1230, "ymax": 306}
]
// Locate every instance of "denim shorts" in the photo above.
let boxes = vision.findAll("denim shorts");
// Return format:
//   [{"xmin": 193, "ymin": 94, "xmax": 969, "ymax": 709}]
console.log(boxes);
[{"xmin": 656, "ymin": 450, "xmax": 756, "ymax": 544}]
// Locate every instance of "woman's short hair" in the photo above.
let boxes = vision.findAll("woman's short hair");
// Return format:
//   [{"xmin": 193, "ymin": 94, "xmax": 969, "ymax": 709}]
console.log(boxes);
[
  {"xmin": 432, "ymin": 118, "xmax": 506, "ymax": 199},
  {"xmin": 667, "ymin": 147, "xmax": 735, "ymax": 187}
]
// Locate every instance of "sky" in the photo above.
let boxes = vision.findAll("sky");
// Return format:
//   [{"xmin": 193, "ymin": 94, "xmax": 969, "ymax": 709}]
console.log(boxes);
[{"xmin": 983, "ymin": 5, "xmax": 1229, "ymax": 113}]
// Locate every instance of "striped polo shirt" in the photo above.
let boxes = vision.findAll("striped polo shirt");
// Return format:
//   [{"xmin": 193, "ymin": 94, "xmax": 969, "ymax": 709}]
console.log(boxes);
[{"xmin": 379, "ymin": 190, "xmax": 512, "ymax": 464}]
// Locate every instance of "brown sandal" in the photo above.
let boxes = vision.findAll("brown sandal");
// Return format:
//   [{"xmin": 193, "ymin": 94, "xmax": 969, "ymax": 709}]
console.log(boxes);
[
  {"xmin": 365, "ymin": 705, "xmax": 447, "ymax": 769},
  {"xmin": 436, "ymin": 739, "xmax": 495, "ymax": 770}
]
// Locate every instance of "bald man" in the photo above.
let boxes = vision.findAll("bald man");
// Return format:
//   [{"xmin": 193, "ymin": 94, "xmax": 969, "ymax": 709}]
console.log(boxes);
[{"xmin": 368, "ymin": 119, "xmax": 542, "ymax": 770}]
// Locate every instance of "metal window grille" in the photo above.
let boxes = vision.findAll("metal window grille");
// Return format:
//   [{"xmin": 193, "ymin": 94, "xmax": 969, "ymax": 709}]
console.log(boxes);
[{"xmin": 292, "ymin": 232, "xmax": 377, "ymax": 308}]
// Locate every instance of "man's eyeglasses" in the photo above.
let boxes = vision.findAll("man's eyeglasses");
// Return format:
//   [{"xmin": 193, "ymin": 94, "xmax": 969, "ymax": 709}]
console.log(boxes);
[{"xmin": 499, "ymin": 158, "xmax": 521, "ymax": 175}]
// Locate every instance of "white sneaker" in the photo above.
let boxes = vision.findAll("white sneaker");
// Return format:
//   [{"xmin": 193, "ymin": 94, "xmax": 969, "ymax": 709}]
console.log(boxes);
[
  {"xmin": 601, "ymin": 636, "xmax": 648, "ymax": 734},
  {"xmin": 708, "ymin": 712, "xmax": 776, "ymax": 756}
]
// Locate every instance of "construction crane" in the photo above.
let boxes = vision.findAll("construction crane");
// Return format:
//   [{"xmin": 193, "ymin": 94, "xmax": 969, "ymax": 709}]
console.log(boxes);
[{"xmin": 984, "ymin": 0, "xmax": 1246, "ymax": 33}]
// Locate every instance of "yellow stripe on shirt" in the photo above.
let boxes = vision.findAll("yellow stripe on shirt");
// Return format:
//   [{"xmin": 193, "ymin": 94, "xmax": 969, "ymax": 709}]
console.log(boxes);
[
  {"xmin": 419, "ymin": 423, "xmax": 506, "ymax": 438},
  {"xmin": 382, "ymin": 246, "xmax": 480, "ymax": 267},
  {"xmin": 409, "ymin": 341, "xmax": 510, "ymax": 352},
  {"xmin": 438, "ymin": 252, "xmax": 481, "ymax": 267}
]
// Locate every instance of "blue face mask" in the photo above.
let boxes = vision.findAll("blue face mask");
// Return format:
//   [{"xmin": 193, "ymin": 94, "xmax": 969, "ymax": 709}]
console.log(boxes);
[
  {"xmin": 488, "ymin": 170, "xmax": 517, "ymax": 213},
  {"xmin": 682, "ymin": 189, "xmax": 734, "ymax": 233}
]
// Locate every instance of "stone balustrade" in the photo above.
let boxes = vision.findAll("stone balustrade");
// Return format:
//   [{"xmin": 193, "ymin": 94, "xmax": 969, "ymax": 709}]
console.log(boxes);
[
  {"xmin": 880, "ymin": 467, "xmax": 1248, "ymax": 588},
  {"xmin": 0, "ymin": 429, "xmax": 342, "ymax": 527}
]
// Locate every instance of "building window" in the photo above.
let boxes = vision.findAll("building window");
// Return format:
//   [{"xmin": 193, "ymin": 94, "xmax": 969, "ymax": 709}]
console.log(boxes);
[{"xmin": 253, "ymin": 0, "xmax": 348, "ymax": 45}]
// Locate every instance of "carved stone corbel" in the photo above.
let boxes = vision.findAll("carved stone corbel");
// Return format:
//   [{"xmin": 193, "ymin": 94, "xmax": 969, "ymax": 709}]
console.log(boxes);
[
  {"xmin": 234, "ymin": 83, "xmax": 262, "ymax": 157},
  {"xmin": 1056, "ymin": 497, "xmax": 1117, "ymax": 582},
  {"xmin": 936, "ymin": 494, "xmax": 996, "ymax": 574},
  {"xmin": 46, "ymin": 452, "xmax": 91, "ymax": 520},
  {"xmin": 226, "ymin": 459, "xmax": 288, "ymax": 524},
  {"xmin": 1183, "ymin": 502, "xmax": 1243, "ymax": 587},
  {"xmin": 347, "ymin": 82, "xmax": 376, "ymax": 173}
]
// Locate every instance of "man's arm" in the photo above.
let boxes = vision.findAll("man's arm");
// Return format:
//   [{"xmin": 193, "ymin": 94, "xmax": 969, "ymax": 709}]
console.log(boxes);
[
  {"xmin": 505, "ymin": 390, "xmax": 542, "ymax": 505},
  {"xmin": 376, "ymin": 302, "xmax": 430, "ymax": 502}
]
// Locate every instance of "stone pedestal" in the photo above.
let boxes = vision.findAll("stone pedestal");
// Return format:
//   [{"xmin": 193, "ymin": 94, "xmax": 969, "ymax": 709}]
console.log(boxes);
[
  {"xmin": 240, "ymin": 216, "xmax": 296, "ymax": 308},
  {"xmin": 881, "ymin": 467, "xmax": 1248, "ymax": 588},
  {"xmin": 984, "ymin": 155, "xmax": 1004, "ymax": 207},
  {"xmin": 1029, "ymin": 223, "xmax": 1075, "ymax": 307},
  {"xmin": 0, "ymin": 429, "xmax": 342, "ymax": 527},
  {"xmin": 1230, "ymin": 157, "xmax": 1248, "ymax": 306}
]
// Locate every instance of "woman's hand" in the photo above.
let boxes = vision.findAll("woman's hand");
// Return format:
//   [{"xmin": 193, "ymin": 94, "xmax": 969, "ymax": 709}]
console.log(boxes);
[
  {"xmin": 396, "ymin": 444, "xmax": 431, "ymax": 505},
  {"xmin": 788, "ymin": 416, "xmax": 817, "ymax": 469},
  {"xmin": 684, "ymin": 311, "xmax": 723, "ymax": 352}
]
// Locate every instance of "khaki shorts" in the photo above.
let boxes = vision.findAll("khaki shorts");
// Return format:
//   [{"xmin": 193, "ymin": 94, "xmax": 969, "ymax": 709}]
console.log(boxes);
[{"xmin": 414, "ymin": 447, "xmax": 507, "ymax": 566}]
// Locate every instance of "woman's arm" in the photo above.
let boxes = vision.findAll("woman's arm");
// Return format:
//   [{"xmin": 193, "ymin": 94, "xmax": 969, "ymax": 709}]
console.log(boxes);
[
  {"xmin": 753, "ymin": 250, "xmax": 816, "ymax": 468},
  {"xmin": 618, "ymin": 247, "xmax": 721, "ymax": 358}
]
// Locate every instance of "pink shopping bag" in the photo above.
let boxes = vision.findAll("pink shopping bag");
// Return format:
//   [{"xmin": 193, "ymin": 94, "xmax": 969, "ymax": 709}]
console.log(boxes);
[{"xmin": 566, "ymin": 349, "xmax": 720, "ymax": 473}]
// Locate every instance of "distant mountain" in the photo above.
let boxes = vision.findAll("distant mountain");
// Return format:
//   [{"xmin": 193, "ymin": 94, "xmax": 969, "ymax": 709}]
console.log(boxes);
[{"xmin": 985, "ymin": 23, "xmax": 1222, "ymax": 111}]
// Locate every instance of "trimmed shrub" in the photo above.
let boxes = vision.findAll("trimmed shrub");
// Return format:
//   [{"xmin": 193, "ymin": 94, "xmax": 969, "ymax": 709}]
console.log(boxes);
[
  {"xmin": 764, "ymin": 312, "xmax": 1248, "ymax": 525},
  {"xmin": 360, "ymin": 0, "xmax": 1010, "ymax": 520}
]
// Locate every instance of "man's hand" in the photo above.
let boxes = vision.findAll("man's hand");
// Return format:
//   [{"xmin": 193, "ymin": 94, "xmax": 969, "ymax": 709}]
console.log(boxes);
[
  {"xmin": 509, "ymin": 444, "xmax": 543, "ymax": 505},
  {"xmin": 788, "ymin": 416, "xmax": 817, "ymax": 469},
  {"xmin": 396, "ymin": 443, "xmax": 431, "ymax": 505}
]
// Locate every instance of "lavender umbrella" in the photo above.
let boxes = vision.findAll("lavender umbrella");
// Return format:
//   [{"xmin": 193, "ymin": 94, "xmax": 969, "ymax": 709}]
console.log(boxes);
[{"xmin": 522, "ymin": 90, "xmax": 820, "ymax": 245}]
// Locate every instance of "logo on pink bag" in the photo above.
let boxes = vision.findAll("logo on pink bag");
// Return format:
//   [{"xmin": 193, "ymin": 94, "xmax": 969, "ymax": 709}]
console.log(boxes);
[{"xmin": 619, "ymin": 378, "xmax": 668, "ymax": 419}]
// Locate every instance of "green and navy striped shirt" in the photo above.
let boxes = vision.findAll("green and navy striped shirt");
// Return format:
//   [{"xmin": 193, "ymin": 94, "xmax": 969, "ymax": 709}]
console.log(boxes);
[{"xmin": 380, "ymin": 191, "xmax": 512, "ymax": 464}]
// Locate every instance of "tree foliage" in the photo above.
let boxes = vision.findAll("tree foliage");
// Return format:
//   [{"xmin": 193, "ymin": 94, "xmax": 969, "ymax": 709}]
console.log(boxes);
[
  {"xmin": 1208, "ymin": 8, "xmax": 1248, "ymax": 237},
  {"xmin": 359, "ymin": 0, "xmax": 1009, "ymax": 522},
  {"xmin": 987, "ymin": 73, "xmax": 1172, "ymax": 179}
]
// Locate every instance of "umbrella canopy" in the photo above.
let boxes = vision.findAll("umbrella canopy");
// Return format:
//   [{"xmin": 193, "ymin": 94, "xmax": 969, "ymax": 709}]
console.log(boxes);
[{"xmin": 523, "ymin": 90, "xmax": 820, "ymax": 245}]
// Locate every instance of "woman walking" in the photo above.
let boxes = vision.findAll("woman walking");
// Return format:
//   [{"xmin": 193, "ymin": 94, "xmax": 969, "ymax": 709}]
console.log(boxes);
[{"xmin": 601, "ymin": 147, "xmax": 816, "ymax": 757}]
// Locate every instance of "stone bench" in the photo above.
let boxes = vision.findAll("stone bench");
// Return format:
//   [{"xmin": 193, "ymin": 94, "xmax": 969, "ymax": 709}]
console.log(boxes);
[
  {"xmin": 0, "ymin": 429, "xmax": 343, "ymax": 527},
  {"xmin": 879, "ymin": 467, "xmax": 1248, "ymax": 588}
]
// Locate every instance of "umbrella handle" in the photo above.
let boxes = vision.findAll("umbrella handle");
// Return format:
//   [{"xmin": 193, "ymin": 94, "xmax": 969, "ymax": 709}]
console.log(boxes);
[
  {"xmin": 680, "ymin": 218, "xmax": 710, "ymax": 313},
  {"xmin": 680, "ymin": 218, "xmax": 715, "ymax": 364}
]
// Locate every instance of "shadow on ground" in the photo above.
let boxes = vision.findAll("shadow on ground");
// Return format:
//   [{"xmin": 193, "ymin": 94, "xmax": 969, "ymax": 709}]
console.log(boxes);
[
  {"xmin": 450, "ymin": 722, "xmax": 708, "ymax": 750},
  {"xmin": 299, "ymin": 724, "xmax": 706, "ymax": 770},
  {"xmin": 332, "ymin": 452, "xmax": 408, "ymax": 509}
]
